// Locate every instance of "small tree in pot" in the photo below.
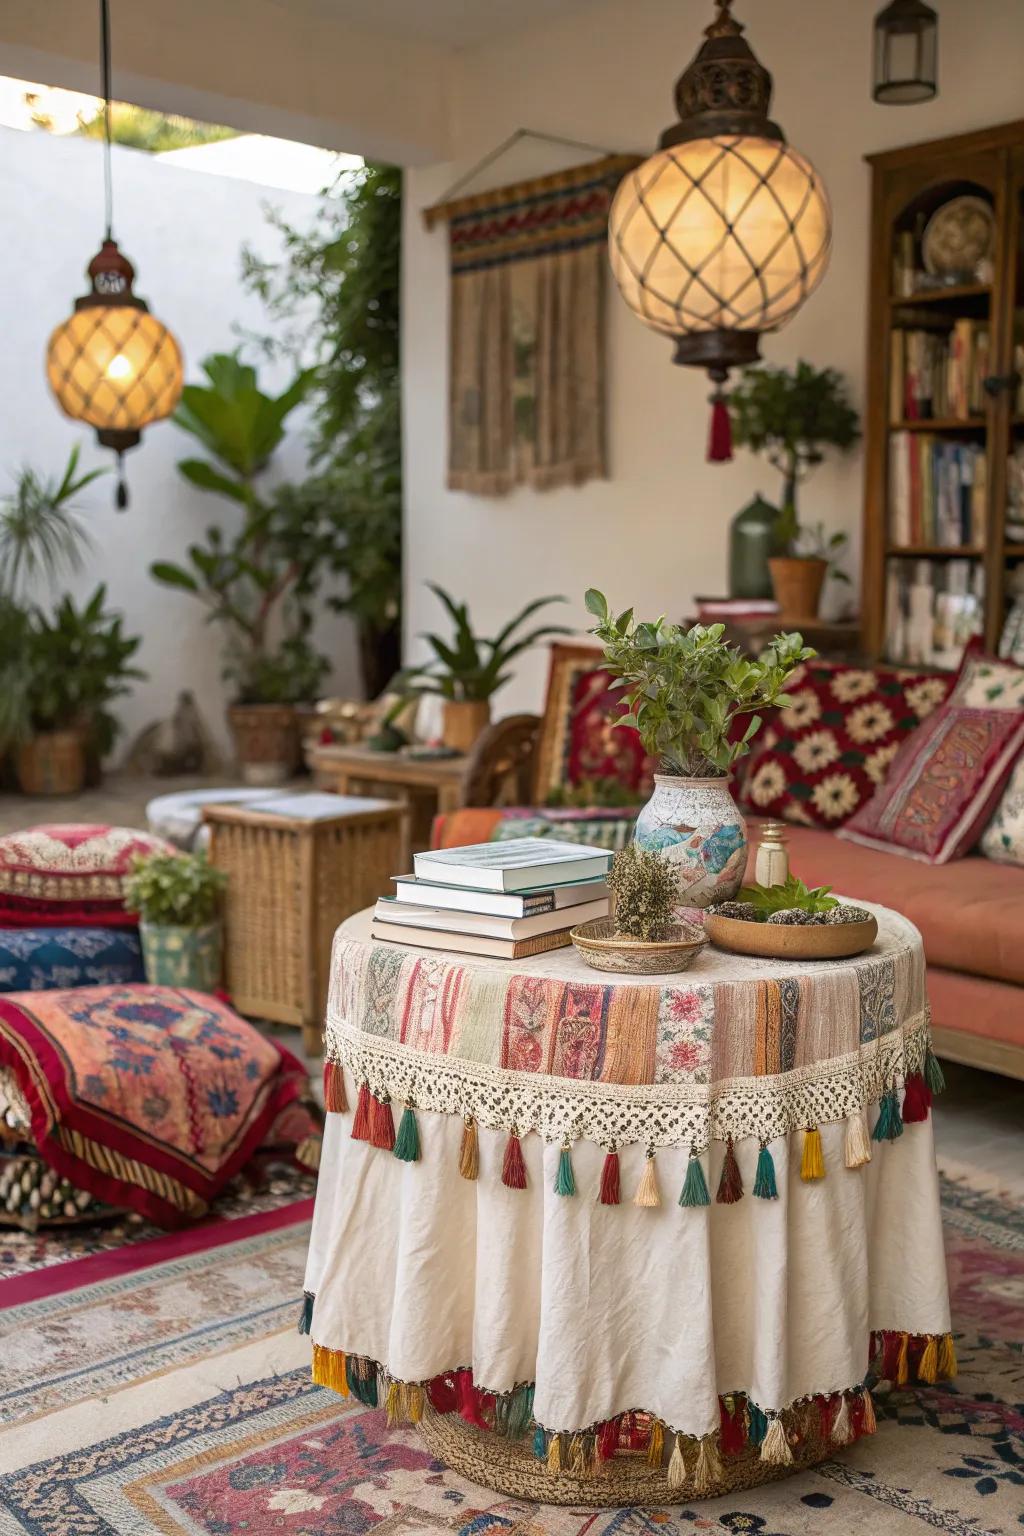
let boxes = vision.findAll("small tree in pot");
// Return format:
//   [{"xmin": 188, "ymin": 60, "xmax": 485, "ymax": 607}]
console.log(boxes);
[{"xmin": 124, "ymin": 850, "xmax": 227, "ymax": 992}]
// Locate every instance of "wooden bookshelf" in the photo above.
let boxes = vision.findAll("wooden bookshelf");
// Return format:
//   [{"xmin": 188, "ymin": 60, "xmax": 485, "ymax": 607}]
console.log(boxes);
[{"xmin": 862, "ymin": 119, "xmax": 1024, "ymax": 665}]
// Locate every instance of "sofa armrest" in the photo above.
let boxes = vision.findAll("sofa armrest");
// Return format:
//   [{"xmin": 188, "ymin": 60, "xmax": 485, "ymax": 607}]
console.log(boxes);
[{"xmin": 461, "ymin": 713, "xmax": 540, "ymax": 808}]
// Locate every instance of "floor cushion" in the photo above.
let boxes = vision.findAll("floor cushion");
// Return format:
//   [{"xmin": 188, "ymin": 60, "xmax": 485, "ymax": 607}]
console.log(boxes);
[
  {"xmin": 0, "ymin": 824, "xmax": 175, "ymax": 927},
  {"xmin": 0, "ymin": 983, "xmax": 319, "ymax": 1226},
  {"xmin": 489, "ymin": 807, "xmax": 638, "ymax": 851},
  {"xmin": 736, "ymin": 660, "xmax": 953, "ymax": 829},
  {"xmin": 0, "ymin": 927, "xmax": 144, "ymax": 992}
]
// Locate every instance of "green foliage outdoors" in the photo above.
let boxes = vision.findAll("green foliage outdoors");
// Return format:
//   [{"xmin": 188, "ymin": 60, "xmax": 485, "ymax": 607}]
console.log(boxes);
[
  {"xmin": 0, "ymin": 445, "xmax": 103, "ymax": 602},
  {"xmin": 738, "ymin": 875, "xmax": 839, "ymax": 919},
  {"xmin": 124, "ymin": 851, "xmax": 227, "ymax": 928},
  {"xmin": 73, "ymin": 102, "xmax": 237, "ymax": 154},
  {"xmin": 240, "ymin": 163, "xmax": 402, "ymax": 697},
  {"xmin": 394, "ymin": 585, "xmax": 570, "ymax": 703},
  {"xmin": 586, "ymin": 588, "xmax": 814, "ymax": 778},
  {"xmin": 608, "ymin": 843, "xmax": 678, "ymax": 941}
]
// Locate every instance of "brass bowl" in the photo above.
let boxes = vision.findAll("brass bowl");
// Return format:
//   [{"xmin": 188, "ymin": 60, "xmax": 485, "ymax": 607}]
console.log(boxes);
[
  {"xmin": 570, "ymin": 917, "xmax": 709, "ymax": 975},
  {"xmin": 704, "ymin": 910, "xmax": 878, "ymax": 960}
]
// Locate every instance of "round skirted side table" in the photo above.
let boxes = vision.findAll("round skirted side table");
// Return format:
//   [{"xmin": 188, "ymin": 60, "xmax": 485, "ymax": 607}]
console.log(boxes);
[{"xmin": 301, "ymin": 906, "xmax": 954, "ymax": 1504}]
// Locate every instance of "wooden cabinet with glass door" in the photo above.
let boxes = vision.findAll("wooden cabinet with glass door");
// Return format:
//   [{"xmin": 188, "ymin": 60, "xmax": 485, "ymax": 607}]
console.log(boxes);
[{"xmin": 862, "ymin": 119, "xmax": 1024, "ymax": 671}]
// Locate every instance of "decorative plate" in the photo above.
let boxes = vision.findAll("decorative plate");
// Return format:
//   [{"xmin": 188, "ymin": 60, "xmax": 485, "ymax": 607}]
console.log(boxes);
[
  {"xmin": 569, "ymin": 917, "xmax": 708, "ymax": 975},
  {"xmin": 922, "ymin": 196, "xmax": 994, "ymax": 278},
  {"xmin": 704, "ymin": 911, "xmax": 878, "ymax": 961}
]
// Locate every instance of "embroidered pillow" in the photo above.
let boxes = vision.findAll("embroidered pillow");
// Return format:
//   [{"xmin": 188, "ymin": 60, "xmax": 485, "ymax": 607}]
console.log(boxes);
[
  {"xmin": 980, "ymin": 754, "xmax": 1024, "ymax": 866},
  {"xmin": 736, "ymin": 661, "xmax": 953, "ymax": 829},
  {"xmin": 951, "ymin": 648, "xmax": 1024, "ymax": 711},
  {"xmin": 0, "ymin": 927, "xmax": 144, "ymax": 992},
  {"xmin": 0, "ymin": 824, "xmax": 174, "ymax": 927},
  {"xmin": 838, "ymin": 707, "xmax": 1024, "ymax": 864}
]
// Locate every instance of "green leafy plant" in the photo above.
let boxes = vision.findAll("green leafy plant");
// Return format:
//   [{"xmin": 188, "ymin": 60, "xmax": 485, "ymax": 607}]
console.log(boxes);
[
  {"xmin": 738, "ymin": 876, "xmax": 839, "ymax": 920},
  {"xmin": 395, "ymin": 585, "xmax": 571, "ymax": 703},
  {"xmin": 0, "ymin": 445, "xmax": 103, "ymax": 601},
  {"xmin": 0, "ymin": 598, "xmax": 36, "ymax": 749},
  {"xmin": 586, "ymin": 589, "xmax": 815, "ymax": 778},
  {"xmin": 608, "ymin": 843, "xmax": 678, "ymax": 941},
  {"xmin": 124, "ymin": 851, "xmax": 227, "ymax": 928},
  {"xmin": 773, "ymin": 504, "xmax": 851, "ymax": 585},
  {"xmin": 729, "ymin": 360, "xmax": 860, "ymax": 516}
]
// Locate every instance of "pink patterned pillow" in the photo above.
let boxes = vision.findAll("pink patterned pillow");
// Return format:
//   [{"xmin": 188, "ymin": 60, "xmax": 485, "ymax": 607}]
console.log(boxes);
[
  {"xmin": 838, "ymin": 707, "xmax": 1024, "ymax": 864},
  {"xmin": 0, "ymin": 825, "xmax": 175, "ymax": 927}
]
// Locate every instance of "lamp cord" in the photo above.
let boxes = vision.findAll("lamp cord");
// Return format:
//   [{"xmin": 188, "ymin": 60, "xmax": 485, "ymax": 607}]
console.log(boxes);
[{"xmin": 100, "ymin": 0, "xmax": 113, "ymax": 239}]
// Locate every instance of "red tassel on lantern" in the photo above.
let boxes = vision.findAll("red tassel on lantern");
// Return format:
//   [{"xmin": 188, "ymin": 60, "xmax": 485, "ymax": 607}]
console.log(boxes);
[
  {"xmin": 707, "ymin": 386, "xmax": 733, "ymax": 462},
  {"xmin": 599, "ymin": 1148, "xmax": 621, "ymax": 1205}
]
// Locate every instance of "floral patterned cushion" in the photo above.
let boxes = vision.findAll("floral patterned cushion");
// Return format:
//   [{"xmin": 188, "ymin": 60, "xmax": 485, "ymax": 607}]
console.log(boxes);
[
  {"xmin": 951, "ymin": 647, "xmax": 1024, "ymax": 710},
  {"xmin": 0, "ymin": 824, "xmax": 174, "ymax": 927},
  {"xmin": 736, "ymin": 661, "xmax": 954, "ymax": 829},
  {"xmin": 980, "ymin": 754, "xmax": 1024, "ymax": 866}
]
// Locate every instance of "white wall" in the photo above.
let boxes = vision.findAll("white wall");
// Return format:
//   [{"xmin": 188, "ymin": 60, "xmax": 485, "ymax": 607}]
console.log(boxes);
[
  {"xmin": 402, "ymin": 0, "xmax": 1024, "ymax": 717},
  {"xmin": 0, "ymin": 126, "xmax": 358, "ymax": 756}
]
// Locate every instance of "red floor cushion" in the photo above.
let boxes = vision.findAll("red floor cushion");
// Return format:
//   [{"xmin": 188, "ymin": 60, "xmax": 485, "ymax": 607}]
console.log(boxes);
[
  {"xmin": 0, "ymin": 824, "xmax": 175, "ymax": 927},
  {"xmin": 0, "ymin": 983, "xmax": 319, "ymax": 1226}
]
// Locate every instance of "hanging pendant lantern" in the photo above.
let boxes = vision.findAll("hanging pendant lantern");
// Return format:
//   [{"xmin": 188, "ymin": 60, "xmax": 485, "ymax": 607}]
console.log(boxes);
[
  {"xmin": 607, "ymin": 0, "xmax": 832, "ymax": 462},
  {"xmin": 44, "ymin": 0, "xmax": 183, "ymax": 508},
  {"xmin": 872, "ymin": 0, "xmax": 938, "ymax": 105}
]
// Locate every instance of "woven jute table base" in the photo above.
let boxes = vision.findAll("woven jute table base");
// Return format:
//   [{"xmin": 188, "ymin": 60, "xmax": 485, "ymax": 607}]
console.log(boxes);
[{"xmin": 417, "ymin": 1406, "xmax": 830, "ymax": 1506}]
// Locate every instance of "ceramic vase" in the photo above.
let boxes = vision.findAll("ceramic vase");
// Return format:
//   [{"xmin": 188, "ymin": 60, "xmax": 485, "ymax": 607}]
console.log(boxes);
[
  {"xmin": 140, "ymin": 921, "xmax": 223, "ymax": 992},
  {"xmin": 633, "ymin": 775, "xmax": 748, "ymax": 910}
]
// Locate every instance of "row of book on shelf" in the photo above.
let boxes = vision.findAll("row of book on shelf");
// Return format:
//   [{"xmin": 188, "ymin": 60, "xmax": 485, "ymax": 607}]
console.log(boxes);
[
  {"xmin": 884, "ymin": 558, "xmax": 983, "ymax": 669},
  {"xmin": 372, "ymin": 837, "xmax": 613, "ymax": 959},
  {"xmin": 888, "ymin": 432, "xmax": 986, "ymax": 548},
  {"xmin": 889, "ymin": 321, "xmax": 990, "ymax": 423}
]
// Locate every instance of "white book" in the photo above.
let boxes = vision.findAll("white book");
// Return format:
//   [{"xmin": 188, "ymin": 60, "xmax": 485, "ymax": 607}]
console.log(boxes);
[
  {"xmin": 392, "ymin": 873, "xmax": 609, "ymax": 917},
  {"xmin": 371, "ymin": 919, "xmax": 572, "ymax": 960},
  {"xmin": 375, "ymin": 894, "xmax": 609, "ymax": 940},
  {"xmin": 413, "ymin": 837, "xmax": 613, "ymax": 893}
]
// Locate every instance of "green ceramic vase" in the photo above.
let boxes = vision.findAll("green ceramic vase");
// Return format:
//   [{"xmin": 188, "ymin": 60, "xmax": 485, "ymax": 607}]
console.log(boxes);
[
  {"xmin": 729, "ymin": 494, "xmax": 783, "ymax": 599},
  {"xmin": 140, "ymin": 921, "xmax": 223, "ymax": 992}
]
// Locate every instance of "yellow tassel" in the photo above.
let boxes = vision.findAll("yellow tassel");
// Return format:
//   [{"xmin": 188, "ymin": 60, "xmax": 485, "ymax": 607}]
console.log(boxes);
[
  {"xmin": 760, "ymin": 1416, "xmax": 793, "ymax": 1466},
  {"xmin": 385, "ymin": 1381, "xmax": 403, "ymax": 1425},
  {"xmin": 895, "ymin": 1332, "xmax": 910, "ymax": 1386},
  {"xmin": 646, "ymin": 1418, "xmax": 664, "ymax": 1467},
  {"xmin": 917, "ymin": 1335, "xmax": 938, "ymax": 1384},
  {"xmin": 406, "ymin": 1383, "xmax": 425, "ymax": 1422},
  {"xmin": 861, "ymin": 1387, "xmax": 877, "ymax": 1434},
  {"xmin": 801, "ymin": 1126, "xmax": 825, "ymax": 1181},
  {"xmin": 459, "ymin": 1116, "xmax": 479, "ymax": 1180},
  {"xmin": 547, "ymin": 1433, "xmax": 562, "ymax": 1474},
  {"xmin": 831, "ymin": 1394, "xmax": 851, "ymax": 1445},
  {"xmin": 635, "ymin": 1150, "xmax": 661, "ymax": 1208},
  {"xmin": 312, "ymin": 1343, "xmax": 348, "ymax": 1396},
  {"xmin": 667, "ymin": 1433, "xmax": 687, "ymax": 1489},
  {"xmin": 844, "ymin": 1109, "xmax": 871, "ymax": 1169},
  {"xmin": 692, "ymin": 1437, "xmax": 714, "ymax": 1497},
  {"xmin": 938, "ymin": 1333, "xmax": 958, "ymax": 1380},
  {"xmin": 568, "ymin": 1434, "xmax": 586, "ymax": 1474}
]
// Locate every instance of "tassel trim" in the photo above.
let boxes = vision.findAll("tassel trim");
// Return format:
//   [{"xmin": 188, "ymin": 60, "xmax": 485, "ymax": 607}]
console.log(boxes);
[
  {"xmin": 323, "ymin": 1060, "xmax": 348, "ymax": 1114},
  {"xmin": 458, "ymin": 1116, "xmax": 479, "ymax": 1180},
  {"xmin": 679, "ymin": 1149, "xmax": 711, "ymax": 1207},
  {"xmin": 872, "ymin": 1329, "xmax": 958, "ymax": 1385},
  {"xmin": 502, "ymin": 1129, "xmax": 527, "ymax": 1190},
  {"xmin": 634, "ymin": 1150, "xmax": 661, "ymax": 1208},
  {"xmin": 297, "ymin": 1291, "xmax": 314, "ymax": 1335},
  {"xmin": 800, "ymin": 1126, "xmax": 825, "ymax": 1182},
  {"xmin": 716, "ymin": 1136, "xmax": 743, "ymax": 1204},
  {"xmin": 393, "ymin": 1101, "xmax": 421, "ymax": 1163},
  {"xmin": 599, "ymin": 1147, "xmax": 621, "ymax": 1205},
  {"xmin": 753, "ymin": 1141, "xmax": 778, "ymax": 1200},
  {"xmin": 555, "ymin": 1141, "xmax": 576, "ymax": 1197}
]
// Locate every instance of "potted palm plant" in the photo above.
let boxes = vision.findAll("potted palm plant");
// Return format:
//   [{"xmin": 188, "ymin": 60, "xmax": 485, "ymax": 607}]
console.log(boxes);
[
  {"xmin": 124, "ymin": 850, "xmax": 227, "ymax": 991},
  {"xmin": 586, "ymin": 589, "xmax": 813, "ymax": 907},
  {"xmin": 395, "ymin": 584, "xmax": 571, "ymax": 752}
]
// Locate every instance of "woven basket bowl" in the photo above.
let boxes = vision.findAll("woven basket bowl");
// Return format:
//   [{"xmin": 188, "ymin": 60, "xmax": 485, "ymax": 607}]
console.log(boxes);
[
  {"xmin": 570, "ymin": 917, "xmax": 708, "ymax": 975},
  {"xmin": 417, "ymin": 1404, "xmax": 830, "ymax": 1505},
  {"xmin": 705, "ymin": 911, "xmax": 878, "ymax": 960}
]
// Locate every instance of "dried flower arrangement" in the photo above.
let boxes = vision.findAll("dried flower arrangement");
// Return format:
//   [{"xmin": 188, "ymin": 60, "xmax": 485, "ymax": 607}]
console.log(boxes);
[{"xmin": 607, "ymin": 843, "xmax": 678, "ymax": 941}]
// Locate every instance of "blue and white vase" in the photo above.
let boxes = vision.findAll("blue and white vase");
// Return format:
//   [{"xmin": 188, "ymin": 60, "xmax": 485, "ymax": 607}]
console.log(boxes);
[{"xmin": 634, "ymin": 775, "xmax": 748, "ymax": 910}]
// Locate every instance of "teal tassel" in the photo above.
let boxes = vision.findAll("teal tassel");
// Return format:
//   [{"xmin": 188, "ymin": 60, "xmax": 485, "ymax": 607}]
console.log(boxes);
[
  {"xmin": 347, "ymin": 1358, "xmax": 379, "ymax": 1407},
  {"xmin": 679, "ymin": 1151, "xmax": 711, "ymax": 1207},
  {"xmin": 872, "ymin": 1087, "xmax": 904, "ymax": 1142},
  {"xmin": 534, "ymin": 1425, "xmax": 546, "ymax": 1459},
  {"xmin": 507, "ymin": 1383, "xmax": 533, "ymax": 1439},
  {"xmin": 555, "ymin": 1143, "xmax": 576, "ymax": 1197},
  {"xmin": 393, "ymin": 1102, "xmax": 421, "ymax": 1162},
  {"xmin": 297, "ymin": 1292, "xmax": 314, "ymax": 1335},
  {"xmin": 748, "ymin": 1401, "xmax": 768, "ymax": 1446},
  {"xmin": 753, "ymin": 1142, "xmax": 778, "ymax": 1200},
  {"xmin": 924, "ymin": 1046, "xmax": 946, "ymax": 1095}
]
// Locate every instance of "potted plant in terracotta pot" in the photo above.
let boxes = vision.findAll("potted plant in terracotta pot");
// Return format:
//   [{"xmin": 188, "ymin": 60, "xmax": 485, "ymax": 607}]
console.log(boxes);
[
  {"xmin": 586, "ymin": 589, "xmax": 813, "ymax": 908},
  {"xmin": 395, "ymin": 584, "xmax": 571, "ymax": 753},
  {"xmin": 124, "ymin": 849, "xmax": 227, "ymax": 992},
  {"xmin": 729, "ymin": 360, "xmax": 859, "ymax": 620}
]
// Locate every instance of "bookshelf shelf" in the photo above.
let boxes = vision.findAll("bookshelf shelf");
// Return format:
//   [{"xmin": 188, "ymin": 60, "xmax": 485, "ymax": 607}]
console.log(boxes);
[
  {"xmin": 886, "ymin": 544, "xmax": 984, "ymax": 558},
  {"xmin": 889, "ymin": 418, "xmax": 987, "ymax": 432},
  {"xmin": 889, "ymin": 282, "xmax": 991, "ymax": 308}
]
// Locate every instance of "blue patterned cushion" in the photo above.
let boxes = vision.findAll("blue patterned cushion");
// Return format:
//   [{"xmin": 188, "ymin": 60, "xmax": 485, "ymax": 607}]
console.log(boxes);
[
  {"xmin": 0, "ymin": 927, "xmax": 144, "ymax": 992},
  {"xmin": 489, "ymin": 809, "xmax": 637, "ymax": 851}
]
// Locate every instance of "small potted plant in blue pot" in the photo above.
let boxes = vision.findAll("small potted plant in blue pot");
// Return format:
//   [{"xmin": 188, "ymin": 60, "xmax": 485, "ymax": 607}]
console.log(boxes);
[{"xmin": 124, "ymin": 851, "xmax": 227, "ymax": 992}]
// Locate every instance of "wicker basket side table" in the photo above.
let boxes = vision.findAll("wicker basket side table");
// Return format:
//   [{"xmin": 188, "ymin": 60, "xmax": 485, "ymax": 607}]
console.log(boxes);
[{"xmin": 205, "ymin": 793, "xmax": 401, "ymax": 1055}]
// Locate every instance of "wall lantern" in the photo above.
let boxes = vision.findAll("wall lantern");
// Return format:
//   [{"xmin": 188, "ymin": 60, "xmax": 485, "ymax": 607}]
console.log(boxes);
[
  {"xmin": 872, "ymin": 0, "xmax": 938, "ymax": 105},
  {"xmin": 607, "ymin": 0, "xmax": 832, "ymax": 460},
  {"xmin": 45, "ymin": 0, "xmax": 183, "ymax": 507}
]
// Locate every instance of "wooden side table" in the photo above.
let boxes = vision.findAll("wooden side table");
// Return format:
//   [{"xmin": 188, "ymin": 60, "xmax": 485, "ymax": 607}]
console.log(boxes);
[
  {"xmin": 308, "ymin": 744, "xmax": 471, "ymax": 869},
  {"xmin": 204, "ymin": 793, "xmax": 401, "ymax": 1055}
]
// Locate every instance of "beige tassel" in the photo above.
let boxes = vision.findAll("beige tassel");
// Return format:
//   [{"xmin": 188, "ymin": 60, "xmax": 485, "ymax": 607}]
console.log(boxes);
[
  {"xmin": 692, "ymin": 1436, "xmax": 715, "ymax": 1497},
  {"xmin": 547, "ymin": 1433, "xmax": 562, "ymax": 1474},
  {"xmin": 760, "ymin": 1416, "xmax": 793, "ymax": 1466},
  {"xmin": 844, "ymin": 1109, "xmax": 872, "ymax": 1169},
  {"xmin": 938, "ymin": 1333, "xmax": 958, "ymax": 1379},
  {"xmin": 918, "ymin": 1335, "xmax": 938, "ymax": 1384},
  {"xmin": 861, "ymin": 1387, "xmax": 877, "ymax": 1434},
  {"xmin": 831, "ymin": 1393, "xmax": 852, "ymax": 1445},
  {"xmin": 895, "ymin": 1332, "xmax": 910, "ymax": 1386},
  {"xmin": 568, "ymin": 1434, "xmax": 586, "ymax": 1474},
  {"xmin": 667, "ymin": 1433, "xmax": 687, "ymax": 1489},
  {"xmin": 635, "ymin": 1150, "xmax": 661, "ymax": 1208},
  {"xmin": 459, "ymin": 1116, "xmax": 479, "ymax": 1180},
  {"xmin": 646, "ymin": 1418, "xmax": 664, "ymax": 1467}
]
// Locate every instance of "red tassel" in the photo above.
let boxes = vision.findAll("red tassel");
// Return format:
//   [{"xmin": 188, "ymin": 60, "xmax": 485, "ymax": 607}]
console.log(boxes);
[
  {"xmin": 716, "ymin": 1137, "xmax": 744, "ymax": 1203},
  {"xmin": 707, "ymin": 389, "xmax": 733, "ymax": 462},
  {"xmin": 427, "ymin": 1372, "xmax": 459, "ymax": 1414},
  {"xmin": 902, "ymin": 1071, "xmax": 931, "ymax": 1123},
  {"xmin": 502, "ymin": 1130, "xmax": 528, "ymax": 1189},
  {"xmin": 369, "ymin": 1092, "xmax": 396, "ymax": 1151},
  {"xmin": 599, "ymin": 1148, "xmax": 621, "ymax": 1205},
  {"xmin": 879, "ymin": 1330, "xmax": 901, "ymax": 1381},
  {"xmin": 323, "ymin": 1061, "xmax": 347, "ymax": 1114},
  {"xmin": 351, "ymin": 1081, "xmax": 371, "ymax": 1140},
  {"xmin": 719, "ymin": 1396, "xmax": 745, "ymax": 1456},
  {"xmin": 454, "ymin": 1368, "xmax": 489, "ymax": 1429},
  {"xmin": 597, "ymin": 1417, "xmax": 620, "ymax": 1463}
]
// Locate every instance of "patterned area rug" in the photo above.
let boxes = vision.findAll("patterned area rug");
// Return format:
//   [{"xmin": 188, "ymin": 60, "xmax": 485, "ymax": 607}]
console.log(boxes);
[{"xmin": 0, "ymin": 1172, "xmax": 1020, "ymax": 1535}]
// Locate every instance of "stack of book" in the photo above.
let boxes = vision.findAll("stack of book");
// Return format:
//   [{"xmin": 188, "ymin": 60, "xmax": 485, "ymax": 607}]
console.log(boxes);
[
  {"xmin": 372, "ymin": 837, "xmax": 613, "ymax": 959},
  {"xmin": 889, "ymin": 321, "xmax": 990, "ymax": 421},
  {"xmin": 888, "ymin": 432, "xmax": 986, "ymax": 547}
]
